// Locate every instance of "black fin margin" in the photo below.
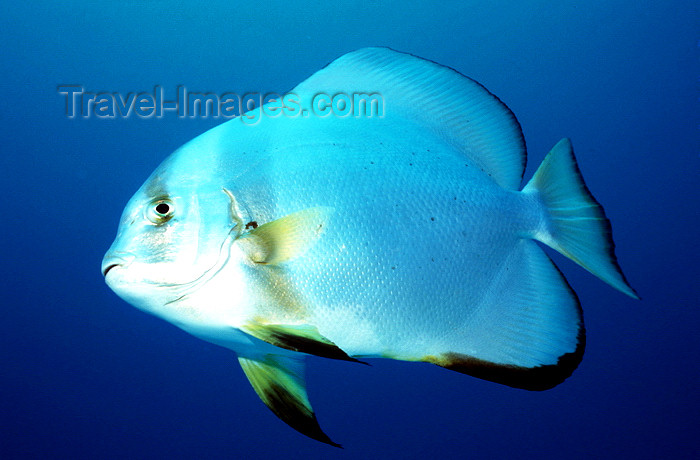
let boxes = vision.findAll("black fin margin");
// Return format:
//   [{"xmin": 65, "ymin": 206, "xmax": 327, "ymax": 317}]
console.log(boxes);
[
  {"xmin": 238, "ymin": 356, "xmax": 342, "ymax": 447},
  {"xmin": 244, "ymin": 323, "xmax": 368, "ymax": 365},
  {"xmin": 264, "ymin": 379, "xmax": 342, "ymax": 448},
  {"xmin": 433, "ymin": 325, "xmax": 586, "ymax": 391},
  {"xmin": 266, "ymin": 328, "xmax": 366, "ymax": 365}
]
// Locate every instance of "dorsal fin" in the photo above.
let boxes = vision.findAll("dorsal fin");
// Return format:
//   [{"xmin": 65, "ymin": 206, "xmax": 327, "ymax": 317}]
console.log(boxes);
[{"xmin": 292, "ymin": 47, "xmax": 526, "ymax": 189}]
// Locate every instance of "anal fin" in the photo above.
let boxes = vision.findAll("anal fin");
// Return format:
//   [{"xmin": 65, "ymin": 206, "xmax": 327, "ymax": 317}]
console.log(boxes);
[
  {"xmin": 418, "ymin": 240, "xmax": 585, "ymax": 390},
  {"xmin": 238, "ymin": 354, "xmax": 341, "ymax": 447}
]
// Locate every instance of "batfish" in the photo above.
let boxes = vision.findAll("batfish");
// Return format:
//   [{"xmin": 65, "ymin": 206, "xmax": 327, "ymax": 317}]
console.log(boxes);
[{"xmin": 102, "ymin": 47, "xmax": 638, "ymax": 446}]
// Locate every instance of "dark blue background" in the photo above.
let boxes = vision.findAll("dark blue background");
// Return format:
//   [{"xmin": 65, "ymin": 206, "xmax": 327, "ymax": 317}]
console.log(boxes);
[{"xmin": 1, "ymin": 2, "xmax": 698, "ymax": 458}]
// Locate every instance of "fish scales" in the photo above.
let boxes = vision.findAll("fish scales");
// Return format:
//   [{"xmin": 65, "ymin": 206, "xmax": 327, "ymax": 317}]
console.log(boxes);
[{"xmin": 102, "ymin": 47, "xmax": 637, "ymax": 446}]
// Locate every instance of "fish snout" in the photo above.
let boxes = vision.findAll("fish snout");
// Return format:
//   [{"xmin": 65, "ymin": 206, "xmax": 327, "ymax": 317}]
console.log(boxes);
[{"xmin": 101, "ymin": 252, "xmax": 136, "ymax": 277}]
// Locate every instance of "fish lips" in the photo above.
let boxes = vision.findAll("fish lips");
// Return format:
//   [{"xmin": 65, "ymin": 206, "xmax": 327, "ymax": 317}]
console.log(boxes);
[{"xmin": 101, "ymin": 252, "xmax": 136, "ymax": 277}]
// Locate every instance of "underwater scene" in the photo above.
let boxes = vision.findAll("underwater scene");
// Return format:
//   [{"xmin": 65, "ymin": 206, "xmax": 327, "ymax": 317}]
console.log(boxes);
[{"xmin": 1, "ymin": 1, "xmax": 698, "ymax": 458}]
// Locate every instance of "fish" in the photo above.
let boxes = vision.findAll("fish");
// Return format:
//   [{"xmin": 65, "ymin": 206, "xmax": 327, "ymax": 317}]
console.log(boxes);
[{"xmin": 102, "ymin": 47, "xmax": 638, "ymax": 447}]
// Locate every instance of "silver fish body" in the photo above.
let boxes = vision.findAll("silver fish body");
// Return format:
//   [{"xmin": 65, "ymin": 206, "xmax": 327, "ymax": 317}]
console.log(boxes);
[{"xmin": 103, "ymin": 48, "xmax": 637, "ymax": 446}]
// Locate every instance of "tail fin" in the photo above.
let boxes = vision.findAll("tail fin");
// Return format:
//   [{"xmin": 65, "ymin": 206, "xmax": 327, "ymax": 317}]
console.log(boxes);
[{"xmin": 523, "ymin": 138, "xmax": 638, "ymax": 299}]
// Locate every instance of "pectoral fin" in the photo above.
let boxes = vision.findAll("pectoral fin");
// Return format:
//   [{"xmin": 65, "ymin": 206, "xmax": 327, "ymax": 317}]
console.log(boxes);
[
  {"xmin": 243, "ymin": 322, "xmax": 365, "ymax": 364},
  {"xmin": 238, "ymin": 354, "xmax": 341, "ymax": 447},
  {"xmin": 237, "ymin": 207, "xmax": 333, "ymax": 265}
]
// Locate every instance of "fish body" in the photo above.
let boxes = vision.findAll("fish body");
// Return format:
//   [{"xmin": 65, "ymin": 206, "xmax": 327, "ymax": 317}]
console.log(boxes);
[{"xmin": 102, "ymin": 48, "xmax": 637, "ymax": 446}]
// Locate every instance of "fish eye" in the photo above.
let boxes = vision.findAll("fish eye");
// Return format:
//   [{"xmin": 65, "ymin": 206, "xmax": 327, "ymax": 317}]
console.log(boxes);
[
  {"xmin": 147, "ymin": 198, "xmax": 175, "ymax": 223},
  {"xmin": 155, "ymin": 202, "xmax": 170, "ymax": 216}
]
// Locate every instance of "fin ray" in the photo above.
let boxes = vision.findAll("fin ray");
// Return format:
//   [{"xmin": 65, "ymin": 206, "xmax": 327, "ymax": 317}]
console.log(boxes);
[
  {"xmin": 243, "ymin": 322, "xmax": 365, "ymax": 364},
  {"xmin": 238, "ymin": 354, "xmax": 341, "ymax": 447},
  {"xmin": 421, "ymin": 240, "xmax": 585, "ymax": 390},
  {"xmin": 524, "ymin": 138, "xmax": 638, "ymax": 298},
  {"xmin": 237, "ymin": 207, "xmax": 333, "ymax": 265},
  {"xmin": 292, "ymin": 47, "xmax": 526, "ymax": 189}
]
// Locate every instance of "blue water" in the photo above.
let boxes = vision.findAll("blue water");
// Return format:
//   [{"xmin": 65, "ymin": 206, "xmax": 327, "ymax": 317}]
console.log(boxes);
[{"xmin": 2, "ymin": 2, "xmax": 698, "ymax": 458}]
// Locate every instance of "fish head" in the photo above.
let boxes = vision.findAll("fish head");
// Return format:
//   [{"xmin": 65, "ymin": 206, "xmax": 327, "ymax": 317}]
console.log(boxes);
[{"xmin": 101, "ymin": 152, "xmax": 238, "ymax": 314}]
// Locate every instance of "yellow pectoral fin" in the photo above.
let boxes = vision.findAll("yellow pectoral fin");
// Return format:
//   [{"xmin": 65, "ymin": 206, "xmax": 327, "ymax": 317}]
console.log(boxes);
[
  {"xmin": 238, "ymin": 354, "xmax": 341, "ymax": 447},
  {"xmin": 236, "ymin": 206, "xmax": 333, "ymax": 265},
  {"xmin": 242, "ymin": 322, "xmax": 365, "ymax": 364}
]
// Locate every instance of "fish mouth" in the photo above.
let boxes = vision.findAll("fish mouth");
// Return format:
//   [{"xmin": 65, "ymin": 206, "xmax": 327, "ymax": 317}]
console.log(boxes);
[
  {"xmin": 102, "ymin": 264, "xmax": 119, "ymax": 277},
  {"xmin": 101, "ymin": 252, "xmax": 136, "ymax": 277}
]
